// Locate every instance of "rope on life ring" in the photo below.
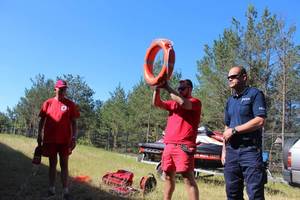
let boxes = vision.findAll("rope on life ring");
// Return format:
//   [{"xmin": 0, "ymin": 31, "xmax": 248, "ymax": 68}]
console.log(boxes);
[{"xmin": 144, "ymin": 39, "xmax": 175, "ymax": 86}]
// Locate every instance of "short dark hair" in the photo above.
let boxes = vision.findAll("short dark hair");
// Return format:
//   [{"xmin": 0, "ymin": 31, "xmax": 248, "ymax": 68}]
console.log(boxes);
[
  {"xmin": 233, "ymin": 66, "xmax": 247, "ymax": 76},
  {"xmin": 240, "ymin": 66, "xmax": 247, "ymax": 76},
  {"xmin": 180, "ymin": 79, "xmax": 193, "ymax": 88}
]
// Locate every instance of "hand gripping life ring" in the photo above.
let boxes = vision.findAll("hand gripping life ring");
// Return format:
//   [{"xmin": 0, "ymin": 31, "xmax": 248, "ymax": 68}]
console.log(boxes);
[{"xmin": 144, "ymin": 39, "xmax": 175, "ymax": 86}]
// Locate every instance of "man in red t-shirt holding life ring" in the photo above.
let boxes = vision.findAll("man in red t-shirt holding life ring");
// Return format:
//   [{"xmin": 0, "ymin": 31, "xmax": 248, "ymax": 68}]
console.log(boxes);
[
  {"xmin": 153, "ymin": 79, "xmax": 201, "ymax": 200},
  {"xmin": 37, "ymin": 80, "xmax": 80, "ymax": 200}
]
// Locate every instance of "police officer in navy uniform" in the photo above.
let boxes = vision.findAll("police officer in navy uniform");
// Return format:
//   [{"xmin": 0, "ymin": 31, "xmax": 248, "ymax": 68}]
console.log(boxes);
[{"xmin": 222, "ymin": 66, "xmax": 267, "ymax": 200}]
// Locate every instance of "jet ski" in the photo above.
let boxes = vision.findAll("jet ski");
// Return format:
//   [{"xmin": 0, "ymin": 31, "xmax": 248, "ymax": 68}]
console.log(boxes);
[{"xmin": 138, "ymin": 126, "xmax": 224, "ymax": 169}]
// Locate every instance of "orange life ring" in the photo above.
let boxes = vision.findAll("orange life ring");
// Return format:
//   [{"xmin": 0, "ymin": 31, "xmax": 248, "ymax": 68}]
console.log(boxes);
[{"xmin": 144, "ymin": 39, "xmax": 175, "ymax": 86}]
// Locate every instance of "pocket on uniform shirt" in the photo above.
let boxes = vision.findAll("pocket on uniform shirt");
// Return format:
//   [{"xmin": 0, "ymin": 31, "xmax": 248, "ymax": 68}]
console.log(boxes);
[{"xmin": 240, "ymin": 101, "xmax": 251, "ymax": 115}]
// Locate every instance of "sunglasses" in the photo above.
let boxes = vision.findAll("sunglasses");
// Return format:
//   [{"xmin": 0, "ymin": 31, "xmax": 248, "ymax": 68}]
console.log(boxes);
[
  {"xmin": 227, "ymin": 74, "xmax": 241, "ymax": 80},
  {"xmin": 177, "ymin": 86, "xmax": 190, "ymax": 91}
]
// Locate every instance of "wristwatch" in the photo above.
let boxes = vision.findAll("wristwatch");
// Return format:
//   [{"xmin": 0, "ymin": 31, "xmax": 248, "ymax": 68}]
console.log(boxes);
[{"xmin": 232, "ymin": 127, "xmax": 239, "ymax": 135}]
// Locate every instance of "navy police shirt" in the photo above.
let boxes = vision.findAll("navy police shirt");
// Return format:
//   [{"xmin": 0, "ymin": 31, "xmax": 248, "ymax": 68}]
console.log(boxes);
[{"xmin": 224, "ymin": 87, "xmax": 267, "ymax": 146}]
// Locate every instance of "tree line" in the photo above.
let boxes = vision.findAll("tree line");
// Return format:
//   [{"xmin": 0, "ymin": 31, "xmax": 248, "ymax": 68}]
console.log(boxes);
[
  {"xmin": 1, "ymin": 6, "xmax": 299, "ymax": 152},
  {"xmin": 195, "ymin": 6, "xmax": 300, "ymax": 142}
]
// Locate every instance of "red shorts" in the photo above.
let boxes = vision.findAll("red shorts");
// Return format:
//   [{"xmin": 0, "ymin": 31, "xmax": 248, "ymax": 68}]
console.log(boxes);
[
  {"xmin": 42, "ymin": 143, "xmax": 72, "ymax": 157},
  {"xmin": 161, "ymin": 144, "xmax": 195, "ymax": 173}
]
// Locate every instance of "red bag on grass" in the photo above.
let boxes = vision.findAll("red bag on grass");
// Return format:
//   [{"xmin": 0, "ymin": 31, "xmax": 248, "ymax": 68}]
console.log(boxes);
[{"xmin": 102, "ymin": 169, "xmax": 134, "ymax": 187}]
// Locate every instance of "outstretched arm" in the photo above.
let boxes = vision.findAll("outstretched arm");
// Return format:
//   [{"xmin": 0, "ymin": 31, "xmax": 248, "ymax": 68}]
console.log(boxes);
[{"xmin": 153, "ymin": 87, "xmax": 163, "ymax": 107}]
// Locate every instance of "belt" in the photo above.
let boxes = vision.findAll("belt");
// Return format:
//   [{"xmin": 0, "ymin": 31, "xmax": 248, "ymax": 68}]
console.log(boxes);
[
  {"xmin": 229, "ymin": 139, "xmax": 258, "ymax": 148},
  {"xmin": 166, "ymin": 143, "xmax": 195, "ymax": 155}
]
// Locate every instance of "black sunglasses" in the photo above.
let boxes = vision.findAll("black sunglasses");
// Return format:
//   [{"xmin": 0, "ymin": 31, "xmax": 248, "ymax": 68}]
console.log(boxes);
[
  {"xmin": 227, "ymin": 74, "xmax": 241, "ymax": 80},
  {"xmin": 177, "ymin": 86, "xmax": 190, "ymax": 91}
]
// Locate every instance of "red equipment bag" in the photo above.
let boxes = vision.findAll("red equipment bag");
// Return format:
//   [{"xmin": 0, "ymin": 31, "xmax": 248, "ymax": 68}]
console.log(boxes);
[
  {"xmin": 102, "ymin": 169, "xmax": 134, "ymax": 187},
  {"xmin": 140, "ymin": 173, "xmax": 157, "ymax": 194}
]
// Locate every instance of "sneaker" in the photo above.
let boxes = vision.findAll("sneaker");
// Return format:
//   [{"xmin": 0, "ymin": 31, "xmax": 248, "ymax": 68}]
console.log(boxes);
[{"xmin": 62, "ymin": 193, "xmax": 73, "ymax": 200}]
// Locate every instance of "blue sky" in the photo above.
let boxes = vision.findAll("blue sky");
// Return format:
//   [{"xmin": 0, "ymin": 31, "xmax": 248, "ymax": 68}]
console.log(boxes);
[{"xmin": 0, "ymin": 0, "xmax": 299, "ymax": 112}]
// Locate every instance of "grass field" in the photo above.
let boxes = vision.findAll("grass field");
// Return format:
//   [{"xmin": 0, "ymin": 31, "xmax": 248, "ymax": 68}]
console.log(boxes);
[{"xmin": 1, "ymin": 133, "xmax": 300, "ymax": 200}]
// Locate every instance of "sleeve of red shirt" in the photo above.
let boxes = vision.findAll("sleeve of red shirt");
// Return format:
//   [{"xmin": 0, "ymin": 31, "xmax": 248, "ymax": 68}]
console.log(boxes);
[
  {"xmin": 160, "ymin": 100, "xmax": 177, "ymax": 111},
  {"xmin": 191, "ymin": 98, "xmax": 201, "ymax": 111},
  {"xmin": 39, "ymin": 100, "xmax": 49, "ymax": 118},
  {"xmin": 161, "ymin": 99, "xmax": 201, "ymax": 112}
]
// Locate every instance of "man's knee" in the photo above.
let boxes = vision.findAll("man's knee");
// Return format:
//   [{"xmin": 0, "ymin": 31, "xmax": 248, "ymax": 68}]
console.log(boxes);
[
  {"xmin": 164, "ymin": 171, "xmax": 176, "ymax": 181},
  {"xmin": 59, "ymin": 156, "xmax": 69, "ymax": 169},
  {"xmin": 245, "ymin": 172, "xmax": 265, "ymax": 200},
  {"xmin": 224, "ymin": 170, "xmax": 244, "ymax": 199},
  {"xmin": 182, "ymin": 171, "xmax": 197, "ymax": 186},
  {"xmin": 49, "ymin": 156, "xmax": 58, "ymax": 167}
]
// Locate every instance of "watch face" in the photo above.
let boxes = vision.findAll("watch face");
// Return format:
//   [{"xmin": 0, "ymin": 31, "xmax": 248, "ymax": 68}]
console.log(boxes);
[{"xmin": 232, "ymin": 128, "xmax": 236, "ymax": 135}]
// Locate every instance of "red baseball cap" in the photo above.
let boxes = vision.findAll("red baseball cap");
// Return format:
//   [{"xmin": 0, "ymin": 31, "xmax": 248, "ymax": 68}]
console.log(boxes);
[{"xmin": 55, "ymin": 80, "xmax": 68, "ymax": 89}]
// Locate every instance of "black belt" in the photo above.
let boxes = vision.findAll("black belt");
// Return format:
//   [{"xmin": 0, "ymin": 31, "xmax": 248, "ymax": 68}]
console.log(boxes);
[
  {"xmin": 167, "ymin": 143, "xmax": 195, "ymax": 155},
  {"xmin": 229, "ymin": 139, "xmax": 258, "ymax": 149}
]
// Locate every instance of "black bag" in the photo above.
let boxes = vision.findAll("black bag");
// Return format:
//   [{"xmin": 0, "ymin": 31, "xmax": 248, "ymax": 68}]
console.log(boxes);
[{"xmin": 139, "ymin": 173, "xmax": 157, "ymax": 194}]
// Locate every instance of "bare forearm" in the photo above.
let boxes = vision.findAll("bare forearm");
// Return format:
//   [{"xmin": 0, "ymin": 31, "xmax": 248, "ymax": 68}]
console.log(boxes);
[
  {"xmin": 153, "ymin": 89, "xmax": 164, "ymax": 108},
  {"xmin": 235, "ymin": 116, "xmax": 265, "ymax": 134},
  {"xmin": 170, "ymin": 93, "xmax": 184, "ymax": 105},
  {"xmin": 37, "ymin": 117, "xmax": 45, "ymax": 146},
  {"xmin": 166, "ymin": 85, "xmax": 192, "ymax": 110},
  {"xmin": 38, "ymin": 117, "xmax": 45, "ymax": 136},
  {"xmin": 72, "ymin": 120, "xmax": 77, "ymax": 139},
  {"xmin": 221, "ymin": 126, "xmax": 227, "ymax": 165}
]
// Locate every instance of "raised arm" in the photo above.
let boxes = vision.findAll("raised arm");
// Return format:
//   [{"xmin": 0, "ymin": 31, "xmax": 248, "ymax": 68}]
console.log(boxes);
[{"xmin": 164, "ymin": 83, "xmax": 193, "ymax": 110}]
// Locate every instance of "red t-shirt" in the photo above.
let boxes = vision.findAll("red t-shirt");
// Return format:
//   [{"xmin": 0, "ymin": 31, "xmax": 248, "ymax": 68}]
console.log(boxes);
[
  {"xmin": 162, "ymin": 97, "xmax": 201, "ymax": 146},
  {"xmin": 39, "ymin": 97, "xmax": 80, "ymax": 144}
]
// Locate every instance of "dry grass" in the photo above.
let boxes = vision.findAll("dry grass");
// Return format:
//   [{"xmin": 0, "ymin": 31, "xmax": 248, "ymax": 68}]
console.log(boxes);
[{"xmin": 1, "ymin": 133, "xmax": 300, "ymax": 200}]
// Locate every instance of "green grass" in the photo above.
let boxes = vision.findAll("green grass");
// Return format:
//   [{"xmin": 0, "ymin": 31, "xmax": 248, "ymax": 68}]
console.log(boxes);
[{"xmin": 1, "ymin": 133, "xmax": 300, "ymax": 200}]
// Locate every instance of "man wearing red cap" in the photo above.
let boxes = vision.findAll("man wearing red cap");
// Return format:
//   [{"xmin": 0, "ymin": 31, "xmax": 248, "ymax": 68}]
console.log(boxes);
[{"xmin": 37, "ymin": 80, "xmax": 80, "ymax": 200}]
